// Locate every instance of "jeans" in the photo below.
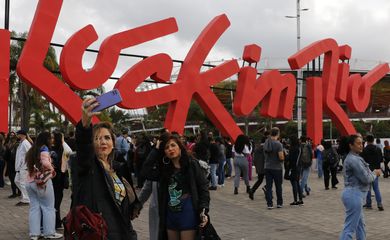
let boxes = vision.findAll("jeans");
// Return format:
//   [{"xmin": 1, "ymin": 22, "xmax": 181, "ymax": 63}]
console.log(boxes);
[
  {"xmin": 323, "ymin": 164, "xmax": 339, "ymax": 188},
  {"xmin": 226, "ymin": 157, "xmax": 233, "ymax": 177},
  {"xmin": 15, "ymin": 169, "xmax": 30, "ymax": 203},
  {"xmin": 217, "ymin": 158, "xmax": 226, "ymax": 185},
  {"xmin": 300, "ymin": 167, "xmax": 311, "ymax": 194},
  {"xmin": 317, "ymin": 157, "xmax": 323, "ymax": 178},
  {"xmin": 8, "ymin": 170, "xmax": 20, "ymax": 195},
  {"xmin": 290, "ymin": 178, "xmax": 303, "ymax": 202},
  {"xmin": 26, "ymin": 179, "xmax": 56, "ymax": 237},
  {"xmin": 365, "ymin": 176, "xmax": 382, "ymax": 207},
  {"xmin": 340, "ymin": 188, "xmax": 366, "ymax": 240},
  {"xmin": 0, "ymin": 160, "xmax": 4, "ymax": 187},
  {"xmin": 247, "ymin": 154, "xmax": 253, "ymax": 181},
  {"xmin": 265, "ymin": 169, "xmax": 283, "ymax": 206},
  {"xmin": 209, "ymin": 163, "xmax": 218, "ymax": 187},
  {"xmin": 233, "ymin": 156, "xmax": 249, "ymax": 188}
]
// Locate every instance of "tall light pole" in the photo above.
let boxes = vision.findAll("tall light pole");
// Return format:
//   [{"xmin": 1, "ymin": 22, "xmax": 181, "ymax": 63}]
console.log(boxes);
[
  {"xmin": 5, "ymin": 0, "xmax": 11, "ymax": 132},
  {"xmin": 286, "ymin": 0, "xmax": 308, "ymax": 138}
]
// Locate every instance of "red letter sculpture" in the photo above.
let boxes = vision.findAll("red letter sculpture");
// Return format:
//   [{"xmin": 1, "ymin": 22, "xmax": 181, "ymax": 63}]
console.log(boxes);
[
  {"xmin": 16, "ymin": 0, "xmax": 94, "ymax": 124},
  {"xmin": 115, "ymin": 14, "xmax": 243, "ymax": 141},
  {"xmin": 234, "ymin": 44, "xmax": 296, "ymax": 119},
  {"xmin": 288, "ymin": 38, "xmax": 389, "ymax": 144}
]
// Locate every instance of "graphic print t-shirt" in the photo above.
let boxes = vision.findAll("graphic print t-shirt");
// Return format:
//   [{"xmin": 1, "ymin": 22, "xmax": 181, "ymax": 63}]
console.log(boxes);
[{"xmin": 168, "ymin": 169, "xmax": 190, "ymax": 212}]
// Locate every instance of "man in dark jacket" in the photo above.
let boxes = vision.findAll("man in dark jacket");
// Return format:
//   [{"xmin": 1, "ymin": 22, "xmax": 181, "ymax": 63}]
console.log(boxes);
[{"xmin": 361, "ymin": 134, "xmax": 384, "ymax": 211}]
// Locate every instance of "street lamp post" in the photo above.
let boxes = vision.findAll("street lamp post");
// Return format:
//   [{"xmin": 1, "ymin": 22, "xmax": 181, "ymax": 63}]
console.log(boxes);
[{"xmin": 286, "ymin": 0, "xmax": 308, "ymax": 138}]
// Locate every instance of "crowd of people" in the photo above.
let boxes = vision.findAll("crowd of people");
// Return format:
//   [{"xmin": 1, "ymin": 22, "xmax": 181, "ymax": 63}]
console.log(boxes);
[{"xmin": 0, "ymin": 97, "xmax": 389, "ymax": 240}]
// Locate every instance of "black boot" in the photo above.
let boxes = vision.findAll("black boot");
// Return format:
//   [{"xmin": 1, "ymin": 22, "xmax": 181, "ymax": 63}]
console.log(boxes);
[
  {"xmin": 248, "ymin": 189, "xmax": 254, "ymax": 200},
  {"xmin": 234, "ymin": 187, "xmax": 238, "ymax": 195},
  {"xmin": 246, "ymin": 186, "xmax": 251, "ymax": 194}
]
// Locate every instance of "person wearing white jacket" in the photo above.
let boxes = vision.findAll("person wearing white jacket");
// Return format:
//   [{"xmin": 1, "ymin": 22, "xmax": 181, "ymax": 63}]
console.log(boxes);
[{"xmin": 15, "ymin": 129, "xmax": 32, "ymax": 205}]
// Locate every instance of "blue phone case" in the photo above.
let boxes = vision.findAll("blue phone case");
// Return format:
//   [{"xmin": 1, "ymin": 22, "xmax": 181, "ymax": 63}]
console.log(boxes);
[{"xmin": 91, "ymin": 89, "xmax": 123, "ymax": 112}]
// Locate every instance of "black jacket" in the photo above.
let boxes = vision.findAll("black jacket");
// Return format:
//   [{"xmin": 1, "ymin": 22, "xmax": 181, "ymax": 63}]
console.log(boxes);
[
  {"xmin": 361, "ymin": 144, "xmax": 383, "ymax": 171},
  {"xmin": 72, "ymin": 121, "xmax": 138, "ymax": 240},
  {"xmin": 143, "ymin": 148, "xmax": 210, "ymax": 240},
  {"xmin": 159, "ymin": 158, "xmax": 210, "ymax": 240},
  {"xmin": 253, "ymin": 145, "xmax": 265, "ymax": 175},
  {"xmin": 209, "ymin": 143, "xmax": 222, "ymax": 164},
  {"xmin": 287, "ymin": 146, "xmax": 301, "ymax": 180}
]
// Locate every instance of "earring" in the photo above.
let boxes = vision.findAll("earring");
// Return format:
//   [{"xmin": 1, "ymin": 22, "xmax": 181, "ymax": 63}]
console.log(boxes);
[{"xmin": 162, "ymin": 157, "xmax": 170, "ymax": 165}]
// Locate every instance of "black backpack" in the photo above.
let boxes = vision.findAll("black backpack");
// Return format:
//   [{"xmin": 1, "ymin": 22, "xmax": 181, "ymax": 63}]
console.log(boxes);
[
  {"xmin": 324, "ymin": 148, "xmax": 339, "ymax": 168},
  {"xmin": 299, "ymin": 144, "xmax": 312, "ymax": 168}
]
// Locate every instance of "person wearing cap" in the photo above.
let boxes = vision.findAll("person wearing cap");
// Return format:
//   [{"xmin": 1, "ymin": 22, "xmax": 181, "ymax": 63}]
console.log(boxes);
[{"xmin": 15, "ymin": 129, "xmax": 32, "ymax": 205}]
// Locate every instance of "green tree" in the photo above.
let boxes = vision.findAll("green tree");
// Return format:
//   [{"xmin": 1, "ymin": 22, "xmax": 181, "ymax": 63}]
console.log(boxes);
[
  {"xmin": 10, "ymin": 32, "xmax": 62, "ymax": 131},
  {"xmin": 372, "ymin": 121, "xmax": 390, "ymax": 138}
]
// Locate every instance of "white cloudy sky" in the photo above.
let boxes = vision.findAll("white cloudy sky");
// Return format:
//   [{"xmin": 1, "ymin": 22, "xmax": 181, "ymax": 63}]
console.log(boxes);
[{"xmin": 2, "ymin": 0, "xmax": 390, "ymax": 91}]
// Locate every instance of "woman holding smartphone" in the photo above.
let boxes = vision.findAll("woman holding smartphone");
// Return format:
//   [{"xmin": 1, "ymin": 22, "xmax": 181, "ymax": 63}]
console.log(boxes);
[
  {"xmin": 71, "ymin": 97, "xmax": 140, "ymax": 240},
  {"xmin": 339, "ymin": 134, "xmax": 381, "ymax": 240}
]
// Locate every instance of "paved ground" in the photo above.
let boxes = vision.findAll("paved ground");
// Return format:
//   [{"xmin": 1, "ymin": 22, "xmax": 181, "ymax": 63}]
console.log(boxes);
[{"xmin": 1, "ymin": 167, "xmax": 390, "ymax": 239}]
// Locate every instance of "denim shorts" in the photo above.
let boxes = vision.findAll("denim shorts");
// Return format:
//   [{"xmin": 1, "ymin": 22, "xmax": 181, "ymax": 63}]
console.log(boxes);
[{"xmin": 166, "ymin": 197, "xmax": 198, "ymax": 230}]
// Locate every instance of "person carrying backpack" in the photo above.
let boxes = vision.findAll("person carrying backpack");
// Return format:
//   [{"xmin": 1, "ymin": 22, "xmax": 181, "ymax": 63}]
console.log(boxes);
[
  {"xmin": 322, "ymin": 141, "xmax": 339, "ymax": 190},
  {"xmin": 361, "ymin": 134, "xmax": 384, "ymax": 211},
  {"xmin": 299, "ymin": 136, "xmax": 313, "ymax": 197}
]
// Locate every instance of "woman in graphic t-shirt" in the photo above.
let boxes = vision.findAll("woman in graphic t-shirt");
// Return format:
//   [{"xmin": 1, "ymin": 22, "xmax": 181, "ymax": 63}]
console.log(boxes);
[{"xmin": 155, "ymin": 134, "xmax": 210, "ymax": 240}]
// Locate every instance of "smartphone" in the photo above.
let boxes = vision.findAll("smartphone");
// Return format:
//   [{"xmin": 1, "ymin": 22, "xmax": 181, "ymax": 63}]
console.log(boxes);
[{"xmin": 91, "ymin": 89, "xmax": 123, "ymax": 112}]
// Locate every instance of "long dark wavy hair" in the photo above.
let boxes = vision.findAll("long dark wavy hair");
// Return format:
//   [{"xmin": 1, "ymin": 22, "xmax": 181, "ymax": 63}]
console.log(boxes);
[
  {"xmin": 52, "ymin": 132, "xmax": 64, "ymax": 153},
  {"xmin": 160, "ymin": 134, "xmax": 190, "ymax": 177},
  {"xmin": 234, "ymin": 134, "xmax": 249, "ymax": 154},
  {"xmin": 26, "ymin": 132, "xmax": 52, "ymax": 175}
]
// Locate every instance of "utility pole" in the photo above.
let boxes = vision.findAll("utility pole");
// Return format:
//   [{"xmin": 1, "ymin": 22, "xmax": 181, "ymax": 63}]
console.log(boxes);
[{"xmin": 286, "ymin": 0, "xmax": 309, "ymax": 138}]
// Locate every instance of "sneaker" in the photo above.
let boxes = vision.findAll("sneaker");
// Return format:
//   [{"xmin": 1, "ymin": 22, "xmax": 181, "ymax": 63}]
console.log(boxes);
[
  {"xmin": 297, "ymin": 200, "xmax": 304, "ymax": 206},
  {"xmin": 378, "ymin": 204, "xmax": 384, "ymax": 211},
  {"xmin": 290, "ymin": 202, "xmax": 299, "ymax": 206},
  {"xmin": 15, "ymin": 201, "xmax": 29, "ymax": 206},
  {"xmin": 267, "ymin": 205, "xmax": 274, "ymax": 210},
  {"xmin": 30, "ymin": 236, "xmax": 39, "ymax": 240},
  {"xmin": 332, "ymin": 186, "xmax": 338, "ymax": 189},
  {"xmin": 277, "ymin": 205, "xmax": 283, "ymax": 208},
  {"xmin": 8, "ymin": 194, "xmax": 18, "ymax": 199},
  {"xmin": 208, "ymin": 186, "xmax": 217, "ymax": 191},
  {"xmin": 44, "ymin": 232, "xmax": 63, "ymax": 239},
  {"xmin": 363, "ymin": 204, "xmax": 373, "ymax": 209},
  {"xmin": 325, "ymin": 187, "xmax": 330, "ymax": 190}
]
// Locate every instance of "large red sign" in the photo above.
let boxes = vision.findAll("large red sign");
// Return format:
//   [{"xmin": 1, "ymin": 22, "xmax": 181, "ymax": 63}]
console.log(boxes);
[{"xmin": 1, "ymin": 0, "xmax": 388, "ymax": 144}]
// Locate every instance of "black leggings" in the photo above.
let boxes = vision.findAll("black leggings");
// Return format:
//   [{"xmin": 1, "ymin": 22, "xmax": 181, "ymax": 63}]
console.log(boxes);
[{"xmin": 251, "ymin": 174, "xmax": 265, "ymax": 193}]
